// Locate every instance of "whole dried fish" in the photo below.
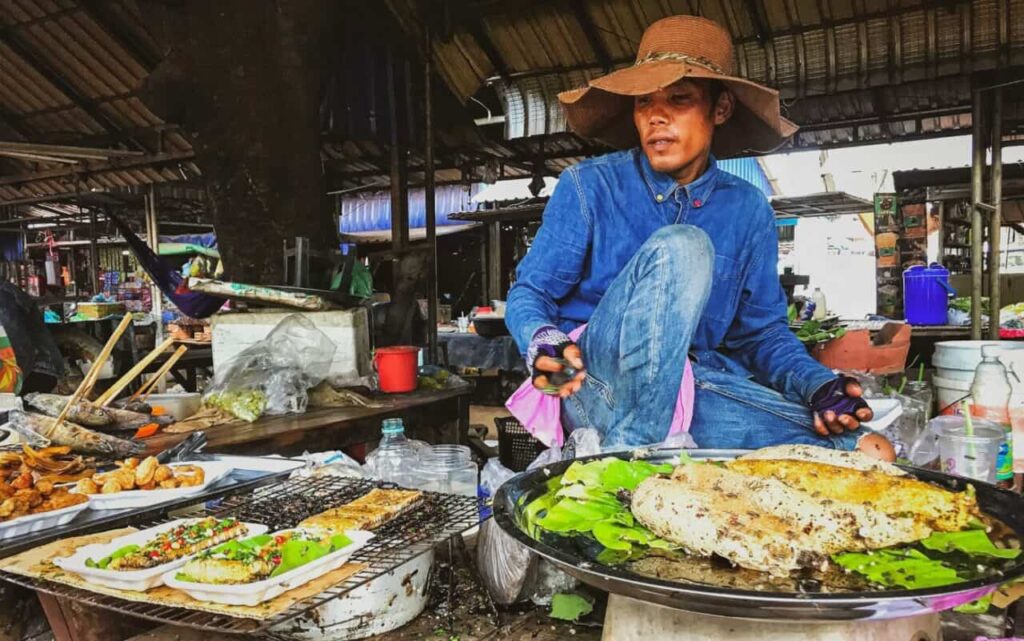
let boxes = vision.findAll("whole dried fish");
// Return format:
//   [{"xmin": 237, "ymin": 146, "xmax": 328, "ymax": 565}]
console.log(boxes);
[
  {"xmin": 24, "ymin": 393, "xmax": 113, "ymax": 427},
  {"xmin": 7, "ymin": 409, "xmax": 143, "ymax": 458},
  {"xmin": 104, "ymin": 406, "xmax": 172, "ymax": 432}
]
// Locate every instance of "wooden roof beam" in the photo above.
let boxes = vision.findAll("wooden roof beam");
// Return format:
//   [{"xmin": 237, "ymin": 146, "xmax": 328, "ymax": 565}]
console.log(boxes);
[
  {"xmin": 742, "ymin": 0, "xmax": 771, "ymax": 45},
  {"xmin": 0, "ymin": 27, "xmax": 148, "ymax": 151},
  {"xmin": 568, "ymin": 0, "xmax": 612, "ymax": 71},
  {"xmin": 466, "ymin": 20, "xmax": 511, "ymax": 82},
  {"xmin": 76, "ymin": 0, "xmax": 161, "ymax": 70}
]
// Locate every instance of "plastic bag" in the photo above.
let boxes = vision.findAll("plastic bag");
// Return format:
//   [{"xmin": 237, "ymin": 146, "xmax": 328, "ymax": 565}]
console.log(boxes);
[
  {"xmin": 477, "ymin": 458, "xmax": 536, "ymax": 604},
  {"xmin": 290, "ymin": 450, "xmax": 366, "ymax": 479},
  {"xmin": 203, "ymin": 315, "xmax": 336, "ymax": 421}
]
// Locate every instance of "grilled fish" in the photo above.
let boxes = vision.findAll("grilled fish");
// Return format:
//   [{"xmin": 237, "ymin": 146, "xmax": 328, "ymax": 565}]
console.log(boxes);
[
  {"xmin": 737, "ymin": 444, "xmax": 907, "ymax": 476},
  {"xmin": 726, "ymin": 458, "xmax": 978, "ymax": 532},
  {"xmin": 632, "ymin": 464, "xmax": 932, "ymax": 576},
  {"xmin": 109, "ymin": 518, "xmax": 248, "ymax": 570},
  {"xmin": 24, "ymin": 393, "xmax": 113, "ymax": 427},
  {"xmin": 7, "ymin": 409, "xmax": 143, "ymax": 458},
  {"xmin": 176, "ymin": 557, "xmax": 276, "ymax": 584}
]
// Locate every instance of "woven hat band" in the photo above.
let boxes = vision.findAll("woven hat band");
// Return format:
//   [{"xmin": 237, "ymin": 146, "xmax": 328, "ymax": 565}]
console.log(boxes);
[{"xmin": 633, "ymin": 51, "xmax": 727, "ymax": 75}]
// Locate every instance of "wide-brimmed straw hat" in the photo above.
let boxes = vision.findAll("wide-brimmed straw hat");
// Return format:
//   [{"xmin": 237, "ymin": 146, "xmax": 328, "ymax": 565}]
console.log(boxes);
[{"xmin": 558, "ymin": 15, "xmax": 797, "ymax": 158}]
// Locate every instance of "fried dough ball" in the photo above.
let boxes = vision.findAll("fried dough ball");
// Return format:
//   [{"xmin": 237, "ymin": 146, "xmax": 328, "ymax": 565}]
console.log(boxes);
[
  {"xmin": 174, "ymin": 466, "xmax": 205, "ymax": 488},
  {"xmin": 121, "ymin": 458, "xmax": 140, "ymax": 470},
  {"xmin": 134, "ymin": 457, "xmax": 158, "ymax": 486},
  {"xmin": 158, "ymin": 479, "xmax": 179, "ymax": 490},
  {"xmin": 75, "ymin": 478, "xmax": 99, "ymax": 495},
  {"xmin": 34, "ymin": 480, "xmax": 54, "ymax": 496},
  {"xmin": 154, "ymin": 465, "xmax": 173, "ymax": 483},
  {"xmin": 100, "ymin": 479, "xmax": 123, "ymax": 494}
]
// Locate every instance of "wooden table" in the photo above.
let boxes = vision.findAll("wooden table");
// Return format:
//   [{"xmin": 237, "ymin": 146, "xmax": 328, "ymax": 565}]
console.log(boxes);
[
  {"xmin": 142, "ymin": 386, "xmax": 473, "ymax": 457},
  {"xmin": 140, "ymin": 345, "xmax": 213, "ymax": 393}
]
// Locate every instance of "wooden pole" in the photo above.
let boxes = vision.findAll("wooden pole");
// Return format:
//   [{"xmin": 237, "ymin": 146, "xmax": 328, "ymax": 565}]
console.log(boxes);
[
  {"xmin": 970, "ymin": 89, "xmax": 986, "ymax": 340},
  {"xmin": 988, "ymin": 86, "xmax": 1003, "ymax": 340},
  {"xmin": 93, "ymin": 337, "xmax": 175, "ymax": 407},
  {"xmin": 132, "ymin": 345, "xmax": 188, "ymax": 401},
  {"xmin": 54, "ymin": 314, "xmax": 133, "ymax": 425}
]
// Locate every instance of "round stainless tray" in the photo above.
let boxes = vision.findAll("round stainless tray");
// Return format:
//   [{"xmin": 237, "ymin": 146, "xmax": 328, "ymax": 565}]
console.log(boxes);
[{"xmin": 492, "ymin": 448, "xmax": 1024, "ymax": 621}]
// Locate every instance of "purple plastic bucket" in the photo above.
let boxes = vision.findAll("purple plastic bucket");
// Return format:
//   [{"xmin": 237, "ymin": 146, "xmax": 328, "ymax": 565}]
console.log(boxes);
[{"xmin": 903, "ymin": 263, "xmax": 956, "ymax": 325}]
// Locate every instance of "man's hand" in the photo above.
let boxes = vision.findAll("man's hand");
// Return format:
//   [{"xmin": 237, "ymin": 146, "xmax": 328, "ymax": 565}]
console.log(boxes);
[
  {"xmin": 810, "ymin": 375, "xmax": 873, "ymax": 436},
  {"xmin": 528, "ymin": 326, "xmax": 586, "ymax": 398},
  {"xmin": 534, "ymin": 344, "xmax": 586, "ymax": 398}
]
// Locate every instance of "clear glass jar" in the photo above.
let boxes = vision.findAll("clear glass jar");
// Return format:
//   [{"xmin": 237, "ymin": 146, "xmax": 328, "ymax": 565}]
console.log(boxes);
[
  {"xmin": 414, "ymin": 445, "xmax": 478, "ymax": 497},
  {"xmin": 903, "ymin": 380, "xmax": 934, "ymax": 421}
]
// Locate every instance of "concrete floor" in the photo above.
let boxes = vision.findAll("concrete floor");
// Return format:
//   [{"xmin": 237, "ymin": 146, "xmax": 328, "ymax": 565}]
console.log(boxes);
[{"xmin": 470, "ymin": 405, "xmax": 510, "ymax": 439}]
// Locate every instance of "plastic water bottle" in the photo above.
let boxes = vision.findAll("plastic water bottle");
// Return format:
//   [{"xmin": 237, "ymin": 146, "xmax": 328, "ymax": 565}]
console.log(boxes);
[
  {"xmin": 812, "ymin": 288, "xmax": 827, "ymax": 320},
  {"xmin": 970, "ymin": 345, "xmax": 1014, "ymax": 486},
  {"xmin": 365, "ymin": 418, "xmax": 420, "ymax": 486}
]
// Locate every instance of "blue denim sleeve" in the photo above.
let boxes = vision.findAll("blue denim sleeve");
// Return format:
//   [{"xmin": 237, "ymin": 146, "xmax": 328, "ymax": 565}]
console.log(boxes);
[
  {"xmin": 506, "ymin": 169, "xmax": 593, "ymax": 354},
  {"xmin": 723, "ymin": 213, "xmax": 836, "ymax": 404}
]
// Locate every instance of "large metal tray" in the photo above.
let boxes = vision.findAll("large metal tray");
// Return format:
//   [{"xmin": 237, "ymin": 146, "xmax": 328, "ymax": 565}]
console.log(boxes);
[
  {"xmin": 492, "ymin": 448, "xmax": 1024, "ymax": 622},
  {"xmin": 0, "ymin": 454, "xmax": 302, "ymax": 559}
]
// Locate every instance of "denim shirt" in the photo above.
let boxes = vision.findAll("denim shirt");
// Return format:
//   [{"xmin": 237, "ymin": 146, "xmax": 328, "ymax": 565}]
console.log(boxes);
[{"xmin": 506, "ymin": 148, "xmax": 835, "ymax": 404}]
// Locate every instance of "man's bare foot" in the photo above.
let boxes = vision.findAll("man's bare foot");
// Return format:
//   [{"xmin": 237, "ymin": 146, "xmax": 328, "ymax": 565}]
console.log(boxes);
[{"xmin": 857, "ymin": 432, "xmax": 897, "ymax": 462}]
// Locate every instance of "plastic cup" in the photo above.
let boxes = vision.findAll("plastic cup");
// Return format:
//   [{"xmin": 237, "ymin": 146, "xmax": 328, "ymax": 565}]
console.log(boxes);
[{"xmin": 937, "ymin": 422, "xmax": 1005, "ymax": 483}]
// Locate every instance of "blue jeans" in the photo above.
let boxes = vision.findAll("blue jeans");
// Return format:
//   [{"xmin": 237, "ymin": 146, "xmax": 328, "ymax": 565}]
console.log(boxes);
[{"xmin": 562, "ymin": 225, "xmax": 864, "ymax": 451}]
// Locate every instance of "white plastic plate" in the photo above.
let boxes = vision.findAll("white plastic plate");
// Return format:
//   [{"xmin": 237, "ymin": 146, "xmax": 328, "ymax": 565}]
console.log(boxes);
[
  {"xmin": 162, "ymin": 529, "xmax": 375, "ymax": 606},
  {"xmin": 53, "ymin": 518, "xmax": 267, "ymax": 592},
  {"xmin": 0, "ymin": 500, "xmax": 89, "ymax": 541},
  {"xmin": 75, "ymin": 461, "xmax": 233, "ymax": 510}
]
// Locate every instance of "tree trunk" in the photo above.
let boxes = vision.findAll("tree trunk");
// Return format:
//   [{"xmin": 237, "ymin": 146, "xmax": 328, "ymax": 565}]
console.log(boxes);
[{"xmin": 140, "ymin": 0, "xmax": 338, "ymax": 284}]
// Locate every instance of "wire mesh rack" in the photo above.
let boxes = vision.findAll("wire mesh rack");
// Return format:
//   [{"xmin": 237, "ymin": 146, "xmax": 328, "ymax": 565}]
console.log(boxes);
[{"xmin": 0, "ymin": 475, "xmax": 483, "ymax": 638}]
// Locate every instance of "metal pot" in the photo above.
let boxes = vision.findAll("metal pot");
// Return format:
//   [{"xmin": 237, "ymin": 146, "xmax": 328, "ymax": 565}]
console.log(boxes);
[{"xmin": 272, "ymin": 550, "xmax": 434, "ymax": 640}]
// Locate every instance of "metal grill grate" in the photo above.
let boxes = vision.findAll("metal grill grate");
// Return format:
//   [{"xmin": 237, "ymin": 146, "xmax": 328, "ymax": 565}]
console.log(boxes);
[{"xmin": 0, "ymin": 476, "xmax": 482, "ymax": 638}]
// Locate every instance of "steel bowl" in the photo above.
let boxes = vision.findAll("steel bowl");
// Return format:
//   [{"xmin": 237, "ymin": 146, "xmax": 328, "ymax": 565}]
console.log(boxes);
[{"xmin": 492, "ymin": 448, "xmax": 1024, "ymax": 621}]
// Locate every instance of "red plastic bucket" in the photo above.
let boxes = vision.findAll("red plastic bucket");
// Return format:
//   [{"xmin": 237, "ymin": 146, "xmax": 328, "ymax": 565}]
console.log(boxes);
[{"xmin": 374, "ymin": 346, "xmax": 420, "ymax": 393}]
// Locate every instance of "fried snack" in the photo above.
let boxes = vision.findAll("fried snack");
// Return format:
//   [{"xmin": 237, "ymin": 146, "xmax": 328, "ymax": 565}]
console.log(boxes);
[
  {"xmin": 75, "ymin": 478, "xmax": 99, "ymax": 494},
  {"xmin": 154, "ymin": 465, "xmax": 173, "ymax": 483},
  {"xmin": 135, "ymin": 457, "xmax": 158, "ymax": 486},
  {"xmin": 10, "ymin": 472, "xmax": 32, "ymax": 490},
  {"xmin": 299, "ymin": 488, "xmax": 425, "ymax": 533},
  {"xmin": 159, "ymin": 479, "xmax": 179, "ymax": 489},
  {"xmin": 101, "ymin": 479, "xmax": 123, "ymax": 494},
  {"xmin": 34, "ymin": 480, "xmax": 54, "ymax": 496},
  {"xmin": 174, "ymin": 465, "xmax": 205, "ymax": 487}
]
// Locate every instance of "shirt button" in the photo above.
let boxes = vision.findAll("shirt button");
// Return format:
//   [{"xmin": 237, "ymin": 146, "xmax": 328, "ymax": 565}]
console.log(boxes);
[
  {"xmin": 693, "ymin": 199, "xmax": 702, "ymax": 207},
  {"xmin": 655, "ymin": 194, "xmax": 664, "ymax": 202}
]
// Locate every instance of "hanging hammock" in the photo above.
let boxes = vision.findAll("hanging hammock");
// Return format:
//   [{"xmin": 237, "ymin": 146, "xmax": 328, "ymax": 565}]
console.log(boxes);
[{"xmin": 109, "ymin": 213, "xmax": 226, "ymax": 319}]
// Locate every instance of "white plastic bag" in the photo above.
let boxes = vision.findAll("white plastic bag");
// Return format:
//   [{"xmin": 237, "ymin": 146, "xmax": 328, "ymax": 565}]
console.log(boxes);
[{"xmin": 203, "ymin": 315, "xmax": 336, "ymax": 421}]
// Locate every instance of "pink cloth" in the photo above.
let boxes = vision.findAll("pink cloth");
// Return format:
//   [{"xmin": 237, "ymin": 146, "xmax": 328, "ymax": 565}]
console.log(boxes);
[{"xmin": 505, "ymin": 324, "xmax": 695, "ymax": 448}]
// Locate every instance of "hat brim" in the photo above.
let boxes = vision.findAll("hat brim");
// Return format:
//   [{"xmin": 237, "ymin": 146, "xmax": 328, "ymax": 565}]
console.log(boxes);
[{"xmin": 558, "ymin": 60, "xmax": 797, "ymax": 157}]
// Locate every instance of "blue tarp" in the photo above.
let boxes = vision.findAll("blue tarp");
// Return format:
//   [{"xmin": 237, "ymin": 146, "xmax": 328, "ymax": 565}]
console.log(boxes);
[
  {"xmin": 339, "ymin": 158, "xmax": 771, "ymax": 234},
  {"xmin": 159, "ymin": 232, "xmax": 217, "ymax": 248}
]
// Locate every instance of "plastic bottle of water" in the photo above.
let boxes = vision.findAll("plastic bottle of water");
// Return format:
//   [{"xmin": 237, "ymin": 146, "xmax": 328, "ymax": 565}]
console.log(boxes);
[
  {"xmin": 970, "ymin": 345, "xmax": 1014, "ymax": 486},
  {"xmin": 365, "ymin": 418, "xmax": 420, "ymax": 486},
  {"xmin": 812, "ymin": 288, "xmax": 827, "ymax": 320}
]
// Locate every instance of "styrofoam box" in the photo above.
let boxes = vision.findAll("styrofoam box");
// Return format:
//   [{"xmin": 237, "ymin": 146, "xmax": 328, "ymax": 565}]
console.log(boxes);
[{"xmin": 211, "ymin": 310, "xmax": 371, "ymax": 380}]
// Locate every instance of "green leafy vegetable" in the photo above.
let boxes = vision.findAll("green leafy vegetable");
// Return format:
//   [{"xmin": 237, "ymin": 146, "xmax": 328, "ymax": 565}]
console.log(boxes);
[
  {"xmin": 954, "ymin": 593, "xmax": 994, "ymax": 614},
  {"xmin": 524, "ymin": 457, "xmax": 676, "ymax": 556},
  {"xmin": 550, "ymin": 593, "xmax": 593, "ymax": 622},
  {"xmin": 832, "ymin": 549, "xmax": 961, "ymax": 590},
  {"xmin": 920, "ymin": 531, "xmax": 1021, "ymax": 560}
]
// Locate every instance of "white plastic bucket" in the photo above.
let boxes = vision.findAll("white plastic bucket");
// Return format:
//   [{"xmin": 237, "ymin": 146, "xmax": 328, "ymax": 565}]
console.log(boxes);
[
  {"xmin": 934, "ymin": 340, "xmax": 1024, "ymax": 383},
  {"xmin": 933, "ymin": 375, "xmax": 971, "ymax": 415}
]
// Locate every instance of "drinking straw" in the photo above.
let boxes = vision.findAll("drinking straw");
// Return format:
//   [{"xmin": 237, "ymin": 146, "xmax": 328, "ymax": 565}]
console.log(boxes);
[
  {"xmin": 918, "ymin": 363, "xmax": 925, "ymax": 383},
  {"xmin": 963, "ymin": 400, "xmax": 978, "ymax": 462}
]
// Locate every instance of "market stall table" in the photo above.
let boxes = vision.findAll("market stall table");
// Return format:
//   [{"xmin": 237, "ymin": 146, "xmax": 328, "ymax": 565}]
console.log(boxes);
[
  {"xmin": 438, "ymin": 332, "xmax": 526, "ymax": 373},
  {"xmin": 142, "ymin": 386, "xmax": 473, "ymax": 457}
]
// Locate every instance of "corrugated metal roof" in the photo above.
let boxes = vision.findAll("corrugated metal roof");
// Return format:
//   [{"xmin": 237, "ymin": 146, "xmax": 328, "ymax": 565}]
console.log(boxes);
[
  {"xmin": 387, "ymin": 0, "xmax": 1024, "ymax": 151},
  {"xmin": 0, "ymin": 0, "xmax": 195, "ymax": 205}
]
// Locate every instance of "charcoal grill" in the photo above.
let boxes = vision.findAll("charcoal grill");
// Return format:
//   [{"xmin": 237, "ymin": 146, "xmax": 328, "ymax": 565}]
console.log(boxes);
[
  {"xmin": 492, "ymin": 447, "xmax": 1024, "ymax": 633},
  {"xmin": 0, "ymin": 476, "xmax": 482, "ymax": 640}
]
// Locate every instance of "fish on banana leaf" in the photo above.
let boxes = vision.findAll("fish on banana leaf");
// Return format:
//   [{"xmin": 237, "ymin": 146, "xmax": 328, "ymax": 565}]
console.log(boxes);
[
  {"xmin": 725, "ymin": 458, "xmax": 978, "ymax": 532},
  {"xmin": 7, "ymin": 409, "xmax": 143, "ymax": 458},
  {"xmin": 24, "ymin": 393, "xmax": 113, "ymax": 428},
  {"xmin": 632, "ymin": 463, "xmax": 931, "ymax": 576}
]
